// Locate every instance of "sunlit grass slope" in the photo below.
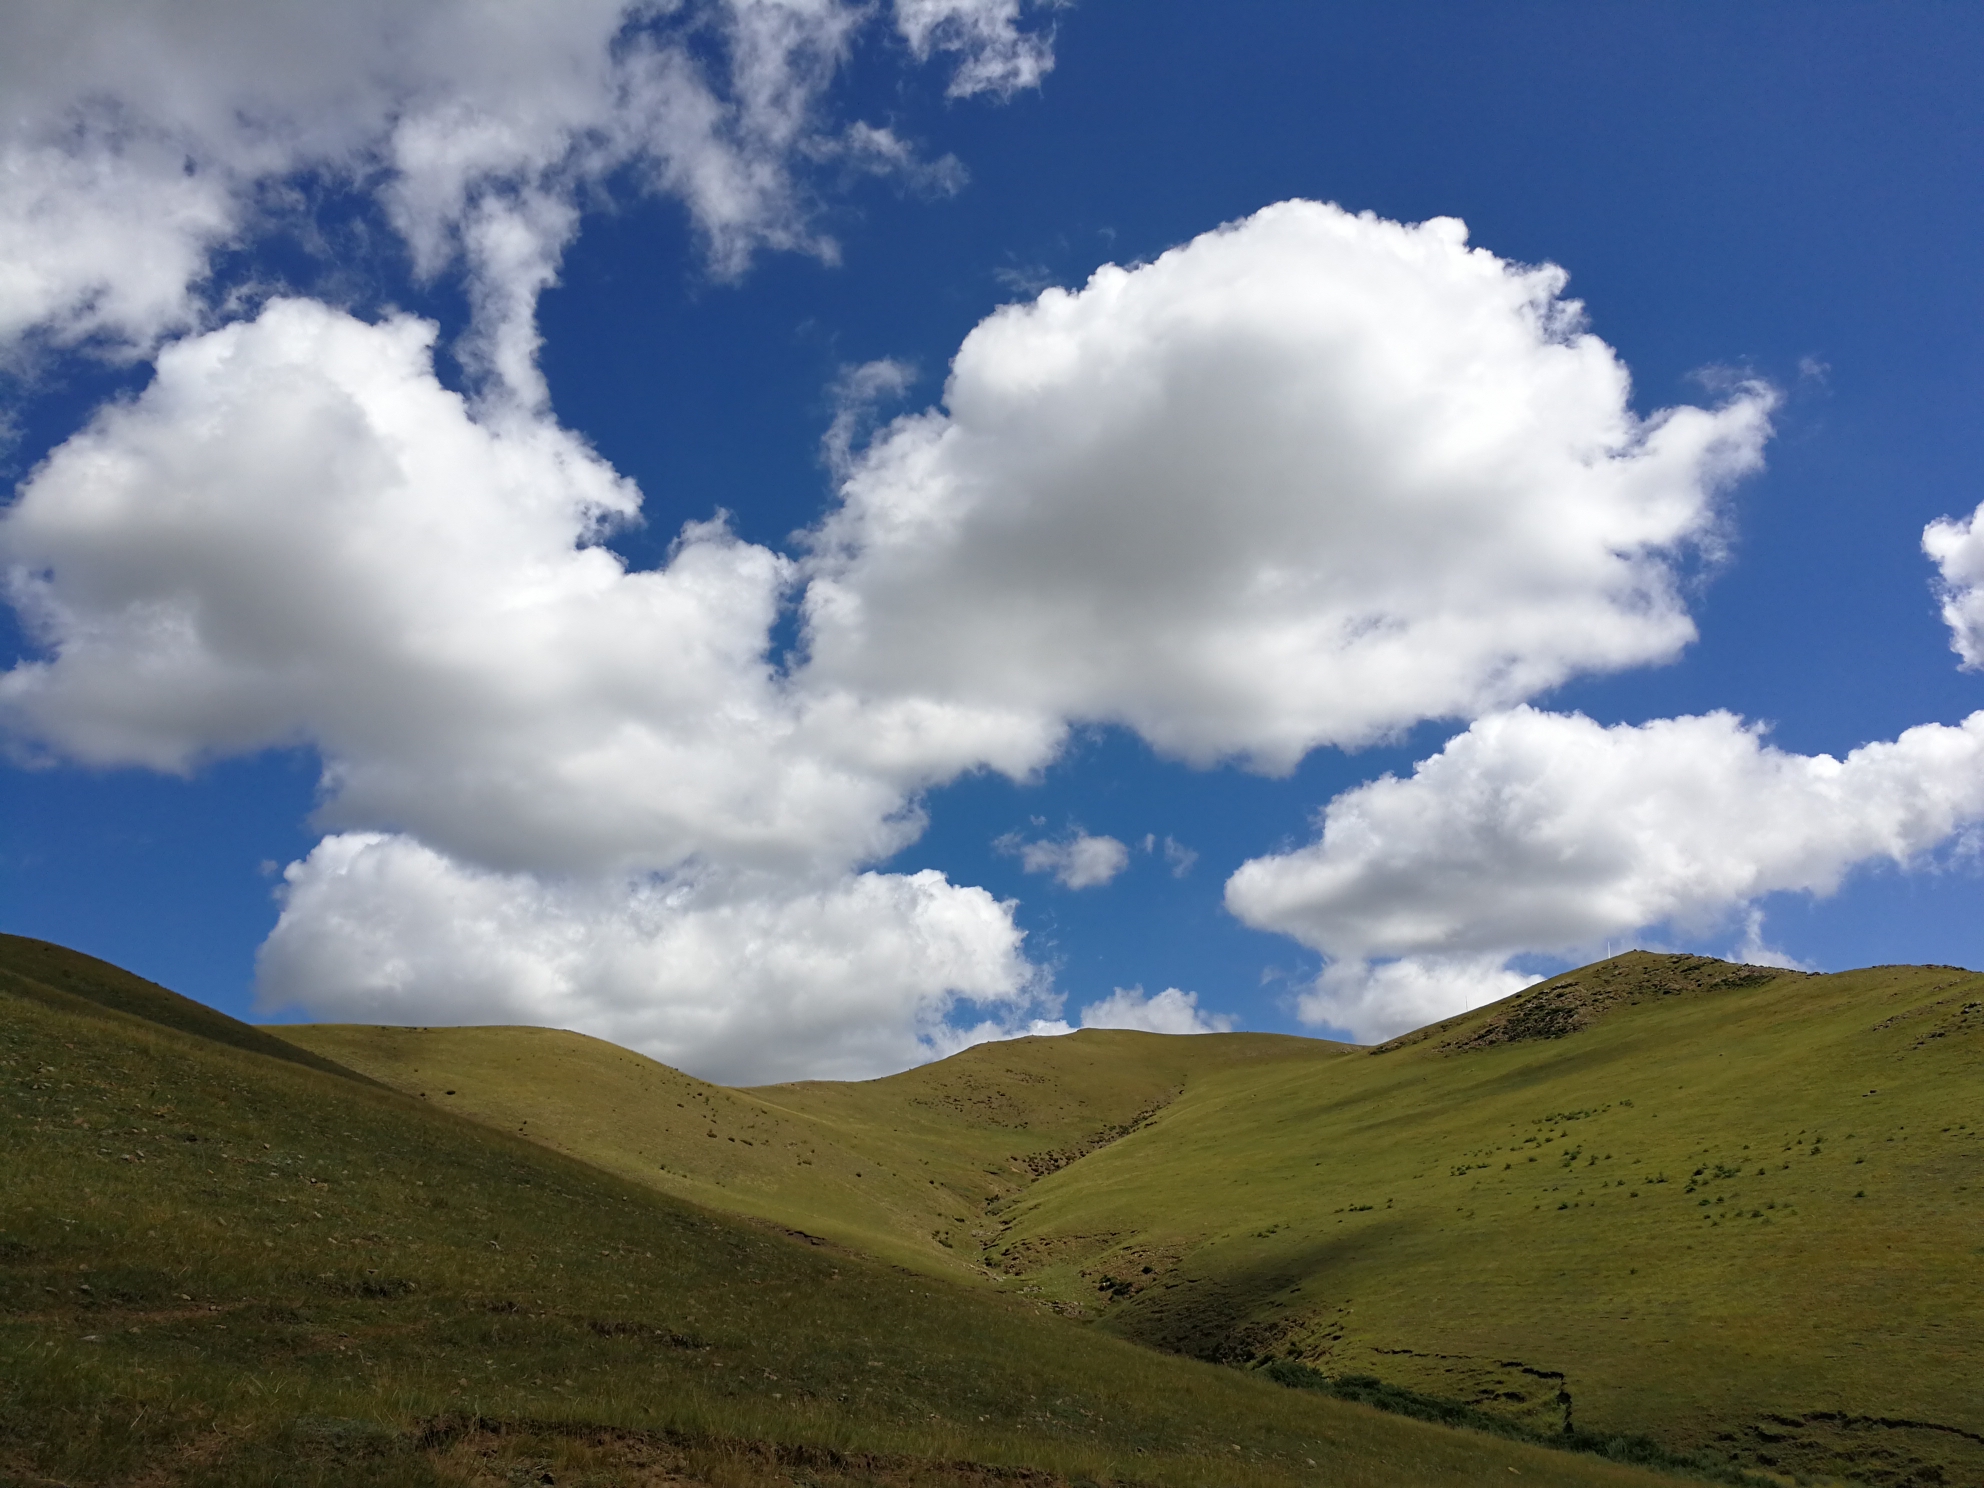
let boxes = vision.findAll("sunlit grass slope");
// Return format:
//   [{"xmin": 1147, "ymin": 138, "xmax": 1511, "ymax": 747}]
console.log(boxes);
[
  {"xmin": 2, "ymin": 938, "xmax": 1674, "ymax": 1488},
  {"xmin": 276, "ymin": 1020, "xmax": 1340, "ymax": 1278},
  {"xmin": 989, "ymin": 953, "xmax": 1984, "ymax": 1487}
]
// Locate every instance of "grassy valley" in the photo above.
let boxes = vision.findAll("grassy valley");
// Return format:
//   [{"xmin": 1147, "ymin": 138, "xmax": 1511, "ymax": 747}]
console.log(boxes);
[
  {"xmin": 984, "ymin": 955, "xmax": 1984, "ymax": 1486},
  {"xmin": 277, "ymin": 1021, "xmax": 1339, "ymax": 1280},
  {"xmin": 275, "ymin": 952, "xmax": 1984, "ymax": 1487},
  {"xmin": 1, "ymin": 934, "xmax": 1674, "ymax": 1487}
]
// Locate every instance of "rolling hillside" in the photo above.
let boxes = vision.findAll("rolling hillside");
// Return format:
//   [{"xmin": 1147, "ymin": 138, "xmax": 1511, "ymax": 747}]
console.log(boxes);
[
  {"xmin": 279, "ymin": 951, "xmax": 1984, "ymax": 1487},
  {"xmin": 278, "ymin": 1020, "xmax": 1339, "ymax": 1277},
  {"xmin": 988, "ymin": 954, "xmax": 1984, "ymax": 1486},
  {"xmin": 0, "ymin": 933, "xmax": 1670, "ymax": 1487}
]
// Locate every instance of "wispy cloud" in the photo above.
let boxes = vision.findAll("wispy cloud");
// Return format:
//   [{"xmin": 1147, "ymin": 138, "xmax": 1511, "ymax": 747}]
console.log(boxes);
[
  {"xmin": 996, "ymin": 829, "xmax": 1130, "ymax": 889},
  {"xmin": 1141, "ymin": 834, "xmax": 1197, "ymax": 878}
]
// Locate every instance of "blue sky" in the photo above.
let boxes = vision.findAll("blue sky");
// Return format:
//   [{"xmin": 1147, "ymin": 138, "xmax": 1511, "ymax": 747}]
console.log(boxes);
[{"xmin": 5, "ymin": 2, "xmax": 1984, "ymax": 1081}]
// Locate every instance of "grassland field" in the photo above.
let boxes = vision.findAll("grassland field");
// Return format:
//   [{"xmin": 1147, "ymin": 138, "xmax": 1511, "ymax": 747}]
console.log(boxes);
[
  {"xmin": 2, "ymin": 933, "xmax": 1693, "ymax": 1488},
  {"xmin": 275, "ymin": 952, "xmax": 1984, "ymax": 1488},
  {"xmin": 275, "ymin": 1019, "xmax": 1339, "ymax": 1282}
]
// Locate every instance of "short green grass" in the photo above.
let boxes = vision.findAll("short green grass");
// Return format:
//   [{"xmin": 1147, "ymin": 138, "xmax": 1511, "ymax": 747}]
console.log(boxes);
[
  {"xmin": 990, "ymin": 954, "xmax": 1984, "ymax": 1487},
  {"xmin": 275, "ymin": 1019, "xmax": 1339, "ymax": 1280},
  {"xmin": 1, "ymin": 936, "xmax": 1675, "ymax": 1488},
  {"xmin": 272, "ymin": 951, "xmax": 1984, "ymax": 1485}
]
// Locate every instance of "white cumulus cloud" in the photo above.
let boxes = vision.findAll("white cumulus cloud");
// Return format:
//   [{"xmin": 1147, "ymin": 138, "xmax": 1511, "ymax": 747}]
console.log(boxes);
[
  {"xmin": 0, "ymin": 139, "xmax": 236, "ymax": 356},
  {"xmin": 0, "ymin": 300, "xmax": 912, "ymax": 877},
  {"xmin": 1226, "ymin": 705, "xmax": 1984, "ymax": 1041},
  {"xmin": 803, "ymin": 200, "xmax": 1776, "ymax": 776},
  {"xmin": 0, "ymin": 1, "xmax": 1059, "ymax": 1083},
  {"xmin": 1078, "ymin": 985, "xmax": 1233, "ymax": 1035},
  {"xmin": 996, "ymin": 829, "xmax": 1131, "ymax": 889},
  {"xmin": 0, "ymin": 300, "xmax": 1035, "ymax": 1078},
  {"xmin": 3, "ymin": 182, "xmax": 1806, "ymax": 1078},
  {"xmin": 258, "ymin": 834, "xmax": 1031, "ymax": 1085},
  {"xmin": 1924, "ymin": 502, "xmax": 1984, "ymax": 670}
]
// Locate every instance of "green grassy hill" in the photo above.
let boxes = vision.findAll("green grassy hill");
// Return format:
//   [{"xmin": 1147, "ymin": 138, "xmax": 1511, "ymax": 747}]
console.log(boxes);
[
  {"xmin": 276, "ymin": 1021, "xmax": 1338, "ymax": 1278},
  {"xmin": 1, "ymin": 934, "xmax": 1671, "ymax": 1488},
  {"xmin": 986, "ymin": 953, "xmax": 1984, "ymax": 1487},
  {"xmin": 276, "ymin": 951, "xmax": 1984, "ymax": 1487},
  {"xmin": 2, "ymin": 935, "xmax": 368, "ymax": 1085}
]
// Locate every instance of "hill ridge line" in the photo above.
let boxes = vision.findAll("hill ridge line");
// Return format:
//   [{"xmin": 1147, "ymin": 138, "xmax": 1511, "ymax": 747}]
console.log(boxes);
[{"xmin": 1371, "ymin": 952, "xmax": 1812, "ymax": 1056}]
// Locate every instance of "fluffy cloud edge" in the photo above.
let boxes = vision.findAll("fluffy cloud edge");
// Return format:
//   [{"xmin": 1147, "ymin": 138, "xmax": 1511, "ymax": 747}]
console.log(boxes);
[
  {"xmin": 1231, "ymin": 705, "xmax": 1984, "ymax": 1041},
  {"xmin": 803, "ymin": 200, "xmax": 1777, "ymax": 775},
  {"xmin": 257, "ymin": 832, "xmax": 1040, "ymax": 1085},
  {"xmin": 1079, "ymin": 985, "xmax": 1233, "ymax": 1035},
  {"xmin": 5, "ymin": 183, "xmax": 1829, "ymax": 1080},
  {"xmin": 1925, "ymin": 503, "xmax": 1984, "ymax": 670}
]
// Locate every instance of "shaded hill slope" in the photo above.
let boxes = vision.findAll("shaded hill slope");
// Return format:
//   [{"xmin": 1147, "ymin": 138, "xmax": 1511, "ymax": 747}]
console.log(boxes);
[
  {"xmin": 0, "ymin": 932, "xmax": 368, "ymax": 1085},
  {"xmin": 990, "ymin": 953, "xmax": 1984, "ymax": 1486},
  {"xmin": 275, "ymin": 1022, "xmax": 1340, "ymax": 1277},
  {"xmin": 2, "ymin": 943, "xmax": 1670, "ymax": 1488}
]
